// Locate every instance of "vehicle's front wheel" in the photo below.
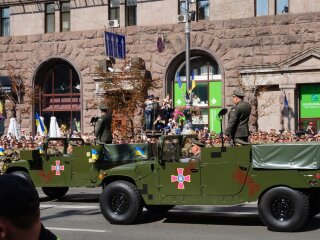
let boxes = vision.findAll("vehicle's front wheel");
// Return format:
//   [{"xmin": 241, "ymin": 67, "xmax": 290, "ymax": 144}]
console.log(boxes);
[
  {"xmin": 258, "ymin": 187, "xmax": 310, "ymax": 232},
  {"xmin": 100, "ymin": 180, "xmax": 143, "ymax": 224},
  {"xmin": 309, "ymin": 191, "xmax": 320, "ymax": 218},
  {"xmin": 42, "ymin": 187, "xmax": 69, "ymax": 199}
]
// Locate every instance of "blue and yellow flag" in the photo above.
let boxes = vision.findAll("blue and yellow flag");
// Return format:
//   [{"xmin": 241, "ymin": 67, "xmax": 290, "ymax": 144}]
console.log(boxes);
[
  {"xmin": 189, "ymin": 71, "xmax": 196, "ymax": 93},
  {"xmin": 135, "ymin": 147, "xmax": 145, "ymax": 156},
  {"xmin": 36, "ymin": 146, "xmax": 44, "ymax": 154},
  {"xmin": 177, "ymin": 73, "xmax": 182, "ymax": 89},
  {"xmin": 91, "ymin": 149, "xmax": 99, "ymax": 160},
  {"xmin": 0, "ymin": 146, "xmax": 4, "ymax": 156},
  {"xmin": 35, "ymin": 113, "xmax": 47, "ymax": 135}
]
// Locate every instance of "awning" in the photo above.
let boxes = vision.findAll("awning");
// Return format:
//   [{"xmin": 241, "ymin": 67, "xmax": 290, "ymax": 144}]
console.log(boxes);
[{"xmin": 0, "ymin": 76, "xmax": 12, "ymax": 93}]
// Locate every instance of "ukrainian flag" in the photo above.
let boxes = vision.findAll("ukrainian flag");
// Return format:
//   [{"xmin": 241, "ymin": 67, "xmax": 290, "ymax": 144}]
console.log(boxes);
[
  {"xmin": 189, "ymin": 71, "xmax": 196, "ymax": 93},
  {"xmin": 36, "ymin": 146, "xmax": 44, "ymax": 154},
  {"xmin": 35, "ymin": 113, "xmax": 47, "ymax": 136},
  {"xmin": 135, "ymin": 147, "xmax": 145, "ymax": 156},
  {"xmin": 0, "ymin": 146, "xmax": 4, "ymax": 156},
  {"xmin": 91, "ymin": 149, "xmax": 99, "ymax": 160}
]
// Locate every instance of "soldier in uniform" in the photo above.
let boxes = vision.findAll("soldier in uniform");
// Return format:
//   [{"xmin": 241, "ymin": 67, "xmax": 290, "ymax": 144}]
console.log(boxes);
[
  {"xmin": 225, "ymin": 90, "xmax": 252, "ymax": 145},
  {"xmin": 189, "ymin": 139, "xmax": 205, "ymax": 161},
  {"xmin": 95, "ymin": 103, "xmax": 113, "ymax": 144},
  {"xmin": 180, "ymin": 138, "xmax": 205, "ymax": 162}
]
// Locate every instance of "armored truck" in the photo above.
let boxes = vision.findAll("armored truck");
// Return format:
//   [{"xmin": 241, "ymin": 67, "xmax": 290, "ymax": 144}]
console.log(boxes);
[{"xmin": 3, "ymin": 135, "xmax": 320, "ymax": 232}]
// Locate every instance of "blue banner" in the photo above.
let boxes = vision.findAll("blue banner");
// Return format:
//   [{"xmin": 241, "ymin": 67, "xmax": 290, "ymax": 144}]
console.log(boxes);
[{"xmin": 104, "ymin": 32, "xmax": 126, "ymax": 59}]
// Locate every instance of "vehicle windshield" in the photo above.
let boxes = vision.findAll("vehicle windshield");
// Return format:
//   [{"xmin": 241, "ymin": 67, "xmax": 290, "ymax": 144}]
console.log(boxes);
[{"xmin": 161, "ymin": 136, "xmax": 194, "ymax": 162}]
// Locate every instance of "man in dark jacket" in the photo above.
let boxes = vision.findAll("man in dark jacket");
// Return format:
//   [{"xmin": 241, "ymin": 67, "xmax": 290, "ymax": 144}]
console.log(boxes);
[
  {"xmin": 0, "ymin": 174, "xmax": 59, "ymax": 240},
  {"xmin": 225, "ymin": 90, "xmax": 251, "ymax": 145},
  {"xmin": 95, "ymin": 103, "xmax": 113, "ymax": 144}
]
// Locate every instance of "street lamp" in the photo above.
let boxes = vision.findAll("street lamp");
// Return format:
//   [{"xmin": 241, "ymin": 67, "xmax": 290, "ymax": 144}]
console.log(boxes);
[{"xmin": 184, "ymin": 0, "xmax": 192, "ymax": 107}]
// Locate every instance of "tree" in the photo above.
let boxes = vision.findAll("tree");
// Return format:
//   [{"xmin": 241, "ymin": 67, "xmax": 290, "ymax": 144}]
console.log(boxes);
[
  {"xmin": 4, "ymin": 64, "xmax": 40, "ymax": 124},
  {"xmin": 95, "ymin": 59, "xmax": 161, "ymax": 139}
]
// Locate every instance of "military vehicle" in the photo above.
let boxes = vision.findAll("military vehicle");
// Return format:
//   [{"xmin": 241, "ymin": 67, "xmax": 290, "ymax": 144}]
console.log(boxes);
[
  {"xmin": 3, "ymin": 137, "xmax": 150, "ymax": 199},
  {"xmin": 3, "ymin": 114, "xmax": 320, "ymax": 232}
]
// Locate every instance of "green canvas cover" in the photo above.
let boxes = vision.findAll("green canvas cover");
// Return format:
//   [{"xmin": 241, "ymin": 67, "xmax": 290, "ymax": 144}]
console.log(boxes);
[{"xmin": 252, "ymin": 142, "xmax": 320, "ymax": 169}]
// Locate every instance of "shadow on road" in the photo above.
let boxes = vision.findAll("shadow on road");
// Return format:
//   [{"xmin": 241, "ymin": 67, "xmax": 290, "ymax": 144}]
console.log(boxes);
[
  {"xmin": 135, "ymin": 206, "xmax": 320, "ymax": 232},
  {"xmin": 136, "ymin": 209, "xmax": 263, "ymax": 227},
  {"xmin": 40, "ymin": 193, "xmax": 100, "ymax": 203},
  {"xmin": 41, "ymin": 209, "xmax": 102, "ymax": 221}
]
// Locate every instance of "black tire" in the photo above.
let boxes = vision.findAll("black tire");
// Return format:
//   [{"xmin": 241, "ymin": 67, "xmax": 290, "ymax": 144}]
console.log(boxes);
[
  {"xmin": 10, "ymin": 171, "xmax": 33, "ymax": 185},
  {"xmin": 145, "ymin": 205, "xmax": 175, "ymax": 214},
  {"xmin": 309, "ymin": 191, "xmax": 320, "ymax": 218},
  {"xmin": 42, "ymin": 187, "xmax": 69, "ymax": 199},
  {"xmin": 258, "ymin": 187, "xmax": 310, "ymax": 232},
  {"xmin": 100, "ymin": 180, "xmax": 143, "ymax": 224}
]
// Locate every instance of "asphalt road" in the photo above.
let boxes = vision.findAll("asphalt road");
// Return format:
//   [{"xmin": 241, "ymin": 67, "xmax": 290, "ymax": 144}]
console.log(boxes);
[{"xmin": 39, "ymin": 188, "xmax": 320, "ymax": 240}]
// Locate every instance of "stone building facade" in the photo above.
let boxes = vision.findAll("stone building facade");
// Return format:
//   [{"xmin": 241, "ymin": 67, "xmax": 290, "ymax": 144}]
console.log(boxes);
[{"xmin": 1, "ymin": 0, "xmax": 320, "ymax": 134}]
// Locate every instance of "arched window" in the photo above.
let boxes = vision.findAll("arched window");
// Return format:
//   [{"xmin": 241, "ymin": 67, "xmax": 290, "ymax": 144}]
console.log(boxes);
[
  {"xmin": 34, "ymin": 60, "xmax": 81, "ymax": 134},
  {"xmin": 173, "ymin": 55, "xmax": 222, "ymax": 132}
]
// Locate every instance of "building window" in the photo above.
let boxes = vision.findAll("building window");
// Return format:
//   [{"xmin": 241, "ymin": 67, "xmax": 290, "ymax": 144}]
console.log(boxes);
[
  {"xmin": 255, "ymin": 0, "xmax": 268, "ymax": 16},
  {"xmin": 197, "ymin": 0, "xmax": 209, "ymax": 20},
  {"xmin": 1, "ymin": 7, "xmax": 10, "ymax": 36},
  {"xmin": 276, "ymin": 0, "xmax": 288, "ymax": 14},
  {"xmin": 60, "ymin": 1, "xmax": 70, "ymax": 32},
  {"xmin": 35, "ymin": 61, "xmax": 81, "ymax": 133},
  {"xmin": 174, "ymin": 56, "xmax": 222, "ymax": 132},
  {"xmin": 178, "ymin": 0, "xmax": 187, "ymax": 15},
  {"xmin": 126, "ymin": 0, "xmax": 137, "ymax": 26},
  {"xmin": 109, "ymin": 0, "xmax": 120, "ymax": 21},
  {"xmin": 45, "ymin": 3, "xmax": 55, "ymax": 33}
]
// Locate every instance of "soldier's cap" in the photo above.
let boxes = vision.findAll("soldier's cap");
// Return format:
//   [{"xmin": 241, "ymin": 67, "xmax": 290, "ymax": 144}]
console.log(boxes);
[
  {"xmin": 232, "ymin": 90, "xmax": 245, "ymax": 98},
  {"xmin": 0, "ymin": 174, "xmax": 40, "ymax": 217},
  {"xmin": 191, "ymin": 138, "xmax": 205, "ymax": 147},
  {"xmin": 4, "ymin": 149, "xmax": 13, "ymax": 156},
  {"xmin": 99, "ymin": 103, "xmax": 109, "ymax": 110}
]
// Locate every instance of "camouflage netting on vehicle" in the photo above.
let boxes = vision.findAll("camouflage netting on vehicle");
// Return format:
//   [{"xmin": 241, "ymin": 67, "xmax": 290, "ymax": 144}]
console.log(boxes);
[{"xmin": 252, "ymin": 142, "xmax": 320, "ymax": 169}]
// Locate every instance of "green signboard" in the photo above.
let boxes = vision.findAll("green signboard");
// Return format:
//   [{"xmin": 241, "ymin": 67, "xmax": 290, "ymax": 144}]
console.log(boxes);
[
  {"xmin": 300, "ymin": 84, "xmax": 320, "ymax": 118},
  {"xmin": 174, "ymin": 83, "xmax": 186, "ymax": 107},
  {"xmin": 210, "ymin": 108, "xmax": 222, "ymax": 133},
  {"xmin": 209, "ymin": 81, "xmax": 222, "ymax": 107}
]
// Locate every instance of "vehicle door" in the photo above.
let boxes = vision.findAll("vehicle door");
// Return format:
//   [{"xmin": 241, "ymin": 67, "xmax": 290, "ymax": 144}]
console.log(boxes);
[
  {"xmin": 158, "ymin": 136, "xmax": 201, "ymax": 196},
  {"xmin": 200, "ymin": 145, "xmax": 251, "ymax": 196},
  {"xmin": 70, "ymin": 144, "xmax": 102, "ymax": 182},
  {"xmin": 38, "ymin": 138, "xmax": 71, "ymax": 185}
]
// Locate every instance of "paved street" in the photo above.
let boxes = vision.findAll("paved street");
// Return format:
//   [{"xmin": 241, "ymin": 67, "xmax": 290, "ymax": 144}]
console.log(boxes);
[{"xmin": 39, "ymin": 187, "xmax": 320, "ymax": 240}]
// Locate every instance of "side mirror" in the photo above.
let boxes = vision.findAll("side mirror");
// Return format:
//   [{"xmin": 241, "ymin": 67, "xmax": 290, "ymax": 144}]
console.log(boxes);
[{"xmin": 218, "ymin": 108, "xmax": 228, "ymax": 117}]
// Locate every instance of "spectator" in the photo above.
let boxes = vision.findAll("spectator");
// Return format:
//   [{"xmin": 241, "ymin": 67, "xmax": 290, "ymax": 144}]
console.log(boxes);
[
  {"xmin": 153, "ymin": 115, "xmax": 166, "ymax": 131},
  {"xmin": 305, "ymin": 122, "xmax": 315, "ymax": 136},
  {"xmin": 161, "ymin": 94, "xmax": 173, "ymax": 121},
  {"xmin": 0, "ymin": 174, "xmax": 59, "ymax": 240},
  {"xmin": 153, "ymin": 96, "xmax": 161, "ymax": 119},
  {"xmin": 162, "ymin": 118, "xmax": 174, "ymax": 133},
  {"xmin": 144, "ymin": 95, "xmax": 155, "ymax": 130}
]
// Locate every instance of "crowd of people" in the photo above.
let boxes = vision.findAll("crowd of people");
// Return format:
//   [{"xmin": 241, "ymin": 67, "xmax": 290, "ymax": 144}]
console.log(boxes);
[{"xmin": 0, "ymin": 93, "xmax": 319, "ymax": 162}]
